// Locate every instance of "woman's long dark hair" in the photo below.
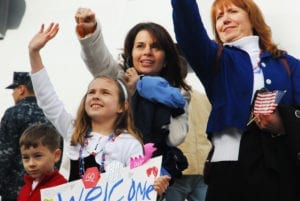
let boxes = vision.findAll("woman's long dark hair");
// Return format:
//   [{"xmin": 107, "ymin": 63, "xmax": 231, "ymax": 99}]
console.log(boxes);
[{"xmin": 122, "ymin": 22, "xmax": 191, "ymax": 91}]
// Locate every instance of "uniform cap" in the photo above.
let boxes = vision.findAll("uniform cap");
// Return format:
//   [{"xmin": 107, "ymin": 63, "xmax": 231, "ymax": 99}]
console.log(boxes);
[{"xmin": 5, "ymin": 72, "xmax": 32, "ymax": 89}]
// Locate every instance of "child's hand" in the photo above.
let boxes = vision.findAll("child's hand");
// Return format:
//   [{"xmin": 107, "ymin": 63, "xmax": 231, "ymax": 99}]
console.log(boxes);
[
  {"xmin": 28, "ymin": 23, "xmax": 59, "ymax": 53},
  {"xmin": 28, "ymin": 23, "xmax": 59, "ymax": 73},
  {"xmin": 153, "ymin": 175, "xmax": 171, "ymax": 195}
]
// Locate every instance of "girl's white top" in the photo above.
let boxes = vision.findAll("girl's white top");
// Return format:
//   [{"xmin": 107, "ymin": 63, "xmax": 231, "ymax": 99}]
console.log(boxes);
[{"xmin": 31, "ymin": 68, "xmax": 143, "ymax": 178}]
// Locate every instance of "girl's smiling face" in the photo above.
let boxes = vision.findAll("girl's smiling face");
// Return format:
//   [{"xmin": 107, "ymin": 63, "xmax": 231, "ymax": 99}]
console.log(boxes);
[{"xmin": 85, "ymin": 77, "xmax": 124, "ymax": 123}]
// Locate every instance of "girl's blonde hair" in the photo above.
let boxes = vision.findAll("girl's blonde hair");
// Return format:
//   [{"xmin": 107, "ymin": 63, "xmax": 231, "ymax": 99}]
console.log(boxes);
[
  {"xmin": 211, "ymin": 0, "xmax": 285, "ymax": 57},
  {"xmin": 71, "ymin": 75, "xmax": 142, "ymax": 146}
]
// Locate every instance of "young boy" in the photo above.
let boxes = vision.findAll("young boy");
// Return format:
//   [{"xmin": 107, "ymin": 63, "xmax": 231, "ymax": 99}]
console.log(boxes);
[{"xmin": 17, "ymin": 123, "xmax": 67, "ymax": 201}]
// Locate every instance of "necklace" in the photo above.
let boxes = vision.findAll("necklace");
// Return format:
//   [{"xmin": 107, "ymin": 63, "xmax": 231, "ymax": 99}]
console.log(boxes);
[{"xmin": 79, "ymin": 131, "xmax": 116, "ymax": 178}]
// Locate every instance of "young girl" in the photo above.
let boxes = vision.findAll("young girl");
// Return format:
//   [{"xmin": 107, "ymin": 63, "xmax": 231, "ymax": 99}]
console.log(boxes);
[{"xmin": 28, "ymin": 23, "xmax": 169, "ymax": 195}]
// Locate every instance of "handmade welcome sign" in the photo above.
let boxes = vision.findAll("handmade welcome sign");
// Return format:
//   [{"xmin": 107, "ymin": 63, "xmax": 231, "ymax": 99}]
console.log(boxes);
[{"xmin": 41, "ymin": 156, "xmax": 162, "ymax": 201}]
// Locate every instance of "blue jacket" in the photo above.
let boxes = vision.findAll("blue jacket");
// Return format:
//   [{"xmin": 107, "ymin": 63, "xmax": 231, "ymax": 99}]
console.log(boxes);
[{"xmin": 172, "ymin": 0, "xmax": 300, "ymax": 135}]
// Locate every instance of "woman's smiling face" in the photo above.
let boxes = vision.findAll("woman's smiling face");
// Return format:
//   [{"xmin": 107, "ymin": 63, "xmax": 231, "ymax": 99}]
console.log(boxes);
[
  {"xmin": 215, "ymin": 3, "xmax": 253, "ymax": 43},
  {"xmin": 131, "ymin": 30, "xmax": 166, "ymax": 75}
]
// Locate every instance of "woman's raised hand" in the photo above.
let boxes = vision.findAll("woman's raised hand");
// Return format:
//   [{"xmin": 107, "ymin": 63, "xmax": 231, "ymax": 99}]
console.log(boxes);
[{"xmin": 75, "ymin": 7, "xmax": 97, "ymax": 38}]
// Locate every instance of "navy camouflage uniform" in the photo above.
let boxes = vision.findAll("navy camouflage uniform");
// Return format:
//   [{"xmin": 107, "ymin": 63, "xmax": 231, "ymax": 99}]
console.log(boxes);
[{"xmin": 0, "ymin": 98, "xmax": 51, "ymax": 201}]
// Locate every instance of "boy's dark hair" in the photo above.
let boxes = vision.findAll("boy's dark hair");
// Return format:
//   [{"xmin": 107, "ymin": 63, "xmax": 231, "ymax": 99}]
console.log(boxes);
[{"xmin": 19, "ymin": 123, "xmax": 61, "ymax": 152}]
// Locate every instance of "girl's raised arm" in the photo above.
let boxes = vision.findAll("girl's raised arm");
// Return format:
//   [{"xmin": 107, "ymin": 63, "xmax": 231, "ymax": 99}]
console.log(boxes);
[{"xmin": 28, "ymin": 23, "xmax": 59, "ymax": 73}]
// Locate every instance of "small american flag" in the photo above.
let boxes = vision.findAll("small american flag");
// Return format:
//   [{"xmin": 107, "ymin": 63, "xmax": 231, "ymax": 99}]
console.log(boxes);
[{"xmin": 253, "ymin": 89, "xmax": 286, "ymax": 115}]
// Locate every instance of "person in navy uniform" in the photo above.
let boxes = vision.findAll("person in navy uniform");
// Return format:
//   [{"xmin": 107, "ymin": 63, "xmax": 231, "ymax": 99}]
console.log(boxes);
[{"xmin": 0, "ymin": 72, "xmax": 52, "ymax": 201}]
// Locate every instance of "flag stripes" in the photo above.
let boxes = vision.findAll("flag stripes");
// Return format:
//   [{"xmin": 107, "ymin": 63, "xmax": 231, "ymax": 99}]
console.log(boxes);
[{"xmin": 253, "ymin": 90, "xmax": 286, "ymax": 114}]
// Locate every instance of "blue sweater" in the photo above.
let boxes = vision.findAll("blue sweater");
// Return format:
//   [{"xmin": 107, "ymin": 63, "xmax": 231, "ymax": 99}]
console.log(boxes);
[{"xmin": 171, "ymin": 0, "xmax": 300, "ymax": 135}]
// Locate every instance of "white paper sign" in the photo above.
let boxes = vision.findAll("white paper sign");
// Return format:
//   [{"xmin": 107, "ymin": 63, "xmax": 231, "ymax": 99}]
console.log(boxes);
[{"xmin": 41, "ymin": 156, "xmax": 162, "ymax": 201}]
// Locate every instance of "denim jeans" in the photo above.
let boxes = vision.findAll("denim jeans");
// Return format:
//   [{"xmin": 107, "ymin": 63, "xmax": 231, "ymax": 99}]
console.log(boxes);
[{"xmin": 164, "ymin": 175, "xmax": 207, "ymax": 201}]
